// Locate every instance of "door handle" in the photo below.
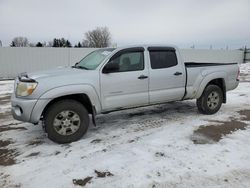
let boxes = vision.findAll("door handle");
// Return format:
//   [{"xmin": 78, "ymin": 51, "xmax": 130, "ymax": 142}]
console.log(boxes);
[
  {"xmin": 138, "ymin": 75, "xmax": 148, "ymax": 79},
  {"xmin": 174, "ymin": 72, "xmax": 182, "ymax": 76}
]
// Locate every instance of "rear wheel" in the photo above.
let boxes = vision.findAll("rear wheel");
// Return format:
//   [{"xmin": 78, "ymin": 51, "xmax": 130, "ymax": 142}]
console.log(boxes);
[
  {"xmin": 44, "ymin": 100, "xmax": 89, "ymax": 144},
  {"xmin": 196, "ymin": 84, "xmax": 223, "ymax": 115}
]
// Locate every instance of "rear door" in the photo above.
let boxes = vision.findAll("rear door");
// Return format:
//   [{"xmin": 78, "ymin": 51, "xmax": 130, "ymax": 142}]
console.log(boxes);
[
  {"xmin": 148, "ymin": 47, "xmax": 185, "ymax": 104},
  {"xmin": 100, "ymin": 47, "xmax": 149, "ymax": 111}
]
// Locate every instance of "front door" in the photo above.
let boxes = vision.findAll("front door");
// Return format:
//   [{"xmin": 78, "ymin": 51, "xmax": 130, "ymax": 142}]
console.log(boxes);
[{"xmin": 100, "ymin": 47, "xmax": 149, "ymax": 111}]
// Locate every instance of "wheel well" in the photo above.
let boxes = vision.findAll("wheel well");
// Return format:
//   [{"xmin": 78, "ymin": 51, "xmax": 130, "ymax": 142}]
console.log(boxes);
[
  {"xmin": 207, "ymin": 78, "xmax": 226, "ymax": 103},
  {"xmin": 41, "ymin": 94, "xmax": 93, "ymax": 118}
]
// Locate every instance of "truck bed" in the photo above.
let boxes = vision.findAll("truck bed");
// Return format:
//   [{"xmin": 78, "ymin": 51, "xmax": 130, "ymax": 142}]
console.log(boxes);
[{"xmin": 183, "ymin": 62, "xmax": 239, "ymax": 100}]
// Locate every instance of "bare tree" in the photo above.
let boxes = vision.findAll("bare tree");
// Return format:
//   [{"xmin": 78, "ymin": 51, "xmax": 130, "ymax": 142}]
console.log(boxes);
[
  {"xmin": 29, "ymin": 43, "xmax": 36, "ymax": 47},
  {"xmin": 47, "ymin": 41, "xmax": 53, "ymax": 47},
  {"xmin": 82, "ymin": 39, "xmax": 90, "ymax": 47},
  {"xmin": 84, "ymin": 27, "xmax": 111, "ymax": 48},
  {"xmin": 11, "ymin": 37, "xmax": 29, "ymax": 47}
]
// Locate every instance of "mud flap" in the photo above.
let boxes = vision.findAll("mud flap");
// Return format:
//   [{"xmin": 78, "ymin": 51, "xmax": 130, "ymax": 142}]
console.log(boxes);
[{"xmin": 92, "ymin": 105, "xmax": 97, "ymax": 126}]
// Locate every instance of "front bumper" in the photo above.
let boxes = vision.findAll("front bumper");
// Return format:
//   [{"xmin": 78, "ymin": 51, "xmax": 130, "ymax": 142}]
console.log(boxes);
[{"xmin": 11, "ymin": 93, "xmax": 38, "ymax": 123}]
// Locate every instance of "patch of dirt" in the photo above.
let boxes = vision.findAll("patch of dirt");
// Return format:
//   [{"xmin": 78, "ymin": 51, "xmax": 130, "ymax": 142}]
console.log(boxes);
[
  {"xmin": 0, "ymin": 140, "xmax": 12, "ymax": 148},
  {"xmin": 238, "ymin": 109, "xmax": 250, "ymax": 121},
  {"xmin": 73, "ymin": 177, "xmax": 93, "ymax": 187},
  {"xmin": 94, "ymin": 170, "xmax": 114, "ymax": 178},
  {"xmin": 192, "ymin": 109, "xmax": 250, "ymax": 144},
  {"xmin": 0, "ymin": 95, "xmax": 11, "ymax": 105},
  {"xmin": 0, "ymin": 139, "xmax": 18, "ymax": 166},
  {"xmin": 0, "ymin": 124, "xmax": 27, "ymax": 133},
  {"xmin": 0, "ymin": 173, "xmax": 18, "ymax": 188},
  {"xmin": 133, "ymin": 119, "xmax": 166, "ymax": 132},
  {"xmin": 26, "ymin": 152, "xmax": 40, "ymax": 157},
  {"xmin": 0, "ymin": 148, "xmax": 18, "ymax": 166},
  {"xmin": 128, "ymin": 112, "xmax": 146, "ymax": 117},
  {"xmin": 1, "ymin": 122, "xmax": 22, "ymax": 126},
  {"xmin": 90, "ymin": 139, "xmax": 102, "ymax": 144},
  {"xmin": 192, "ymin": 120, "xmax": 247, "ymax": 144},
  {"xmin": 155, "ymin": 152, "xmax": 165, "ymax": 157},
  {"xmin": 0, "ymin": 111, "xmax": 12, "ymax": 120},
  {"xmin": 239, "ymin": 94, "xmax": 246, "ymax": 96},
  {"xmin": 27, "ymin": 139, "xmax": 44, "ymax": 146}
]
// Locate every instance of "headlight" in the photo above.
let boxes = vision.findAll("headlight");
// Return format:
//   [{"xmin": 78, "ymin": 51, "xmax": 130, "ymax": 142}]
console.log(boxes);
[{"xmin": 16, "ymin": 82, "xmax": 38, "ymax": 97}]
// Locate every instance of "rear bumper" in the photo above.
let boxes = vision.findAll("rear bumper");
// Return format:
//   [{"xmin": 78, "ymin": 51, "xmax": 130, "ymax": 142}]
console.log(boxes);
[{"xmin": 11, "ymin": 94, "xmax": 38, "ymax": 123}]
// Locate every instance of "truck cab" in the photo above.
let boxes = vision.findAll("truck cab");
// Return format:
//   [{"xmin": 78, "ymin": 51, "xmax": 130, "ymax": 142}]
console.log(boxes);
[{"xmin": 99, "ymin": 46, "xmax": 186, "ymax": 112}]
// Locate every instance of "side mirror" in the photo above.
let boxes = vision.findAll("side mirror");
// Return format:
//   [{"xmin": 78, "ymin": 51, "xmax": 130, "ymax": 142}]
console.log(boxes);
[
  {"xmin": 102, "ymin": 62, "xmax": 119, "ymax": 74},
  {"xmin": 75, "ymin": 62, "xmax": 79, "ymax": 66}
]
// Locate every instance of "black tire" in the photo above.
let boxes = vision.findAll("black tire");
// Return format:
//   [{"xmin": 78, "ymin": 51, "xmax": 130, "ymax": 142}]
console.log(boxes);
[
  {"xmin": 44, "ymin": 99, "xmax": 89, "ymax": 144},
  {"xmin": 196, "ymin": 84, "xmax": 223, "ymax": 115}
]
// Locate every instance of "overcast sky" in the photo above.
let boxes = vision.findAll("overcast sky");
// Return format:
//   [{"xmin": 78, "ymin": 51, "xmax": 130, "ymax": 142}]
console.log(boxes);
[{"xmin": 0, "ymin": 0, "xmax": 249, "ymax": 48}]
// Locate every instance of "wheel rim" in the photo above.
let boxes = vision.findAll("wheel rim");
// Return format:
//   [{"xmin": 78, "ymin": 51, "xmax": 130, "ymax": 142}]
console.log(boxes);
[
  {"xmin": 53, "ymin": 110, "xmax": 81, "ymax": 136},
  {"xmin": 207, "ymin": 91, "xmax": 220, "ymax": 110}
]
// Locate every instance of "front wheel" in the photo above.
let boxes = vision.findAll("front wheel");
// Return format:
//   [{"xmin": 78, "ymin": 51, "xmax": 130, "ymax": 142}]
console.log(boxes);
[
  {"xmin": 44, "ymin": 100, "xmax": 89, "ymax": 144},
  {"xmin": 196, "ymin": 84, "xmax": 223, "ymax": 115}
]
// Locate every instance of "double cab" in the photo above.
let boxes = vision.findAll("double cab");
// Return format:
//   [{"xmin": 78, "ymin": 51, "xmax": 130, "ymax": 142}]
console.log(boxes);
[{"xmin": 11, "ymin": 45, "xmax": 240, "ymax": 143}]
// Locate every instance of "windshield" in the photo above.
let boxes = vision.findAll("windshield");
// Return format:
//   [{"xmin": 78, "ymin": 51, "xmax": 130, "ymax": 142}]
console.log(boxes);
[{"xmin": 75, "ymin": 48, "xmax": 115, "ymax": 70}]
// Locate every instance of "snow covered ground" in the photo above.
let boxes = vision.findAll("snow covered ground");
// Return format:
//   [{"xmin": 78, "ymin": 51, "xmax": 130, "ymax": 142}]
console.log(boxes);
[{"xmin": 0, "ymin": 63, "xmax": 250, "ymax": 188}]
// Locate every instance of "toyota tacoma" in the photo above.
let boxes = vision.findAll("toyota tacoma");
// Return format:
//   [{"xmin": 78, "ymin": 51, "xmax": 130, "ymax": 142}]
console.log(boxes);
[{"xmin": 11, "ymin": 45, "xmax": 240, "ymax": 143}]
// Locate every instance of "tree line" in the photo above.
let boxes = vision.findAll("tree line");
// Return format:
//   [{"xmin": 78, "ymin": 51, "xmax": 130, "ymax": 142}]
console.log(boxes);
[{"xmin": 8, "ymin": 27, "xmax": 112, "ymax": 48}]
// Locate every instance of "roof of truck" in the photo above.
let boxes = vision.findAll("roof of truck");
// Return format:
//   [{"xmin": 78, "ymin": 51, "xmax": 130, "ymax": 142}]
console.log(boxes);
[{"xmin": 115, "ymin": 44, "xmax": 178, "ymax": 50}]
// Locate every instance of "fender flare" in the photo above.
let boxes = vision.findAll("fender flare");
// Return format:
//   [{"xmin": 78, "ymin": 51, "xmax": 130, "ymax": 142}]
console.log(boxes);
[
  {"xmin": 195, "ymin": 71, "xmax": 227, "ymax": 99},
  {"xmin": 30, "ymin": 84, "xmax": 101, "ymax": 123}
]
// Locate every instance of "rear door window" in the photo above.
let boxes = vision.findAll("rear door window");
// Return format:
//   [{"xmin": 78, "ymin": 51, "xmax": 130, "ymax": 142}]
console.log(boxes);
[{"xmin": 149, "ymin": 48, "xmax": 177, "ymax": 69}]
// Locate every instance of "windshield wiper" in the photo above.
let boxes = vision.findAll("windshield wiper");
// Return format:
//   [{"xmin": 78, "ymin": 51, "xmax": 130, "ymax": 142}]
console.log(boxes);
[{"xmin": 71, "ymin": 65, "xmax": 89, "ymax": 70}]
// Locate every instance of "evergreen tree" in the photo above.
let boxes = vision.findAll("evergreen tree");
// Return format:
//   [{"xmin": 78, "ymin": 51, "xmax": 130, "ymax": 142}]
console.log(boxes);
[
  {"xmin": 74, "ymin": 42, "xmax": 82, "ymax": 48},
  {"xmin": 60, "ymin": 38, "xmax": 66, "ymax": 47},
  {"xmin": 66, "ymin": 40, "xmax": 72, "ymax": 47},
  {"xmin": 52, "ymin": 38, "xmax": 72, "ymax": 47},
  {"xmin": 10, "ymin": 41, "xmax": 16, "ymax": 47},
  {"xmin": 78, "ymin": 42, "xmax": 82, "ymax": 47},
  {"xmin": 52, "ymin": 38, "xmax": 59, "ymax": 47},
  {"xmin": 36, "ymin": 42, "xmax": 43, "ymax": 47}
]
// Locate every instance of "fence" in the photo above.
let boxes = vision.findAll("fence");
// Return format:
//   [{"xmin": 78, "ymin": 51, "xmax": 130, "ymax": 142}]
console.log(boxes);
[
  {"xmin": 0, "ymin": 47, "xmax": 96, "ymax": 79},
  {"xmin": 0, "ymin": 47, "xmax": 245, "ymax": 79},
  {"xmin": 180, "ymin": 49, "xmax": 244, "ymax": 64}
]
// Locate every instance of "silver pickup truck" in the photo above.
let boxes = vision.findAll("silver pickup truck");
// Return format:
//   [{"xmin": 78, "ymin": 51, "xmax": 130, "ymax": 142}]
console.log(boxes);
[{"xmin": 11, "ymin": 45, "xmax": 240, "ymax": 143}]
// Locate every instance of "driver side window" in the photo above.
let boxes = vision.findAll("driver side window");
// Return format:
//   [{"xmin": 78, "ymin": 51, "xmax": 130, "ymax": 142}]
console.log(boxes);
[{"xmin": 105, "ymin": 51, "xmax": 144, "ymax": 73}]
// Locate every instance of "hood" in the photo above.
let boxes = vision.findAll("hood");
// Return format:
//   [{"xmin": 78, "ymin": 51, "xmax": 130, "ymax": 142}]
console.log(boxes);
[
  {"xmin": 20, "ymin": 66, "xmax": 99, "ymax": 99},
  {"xmin": 27, "ymin": 66, "xmax": 83, "ymax": 80}
]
